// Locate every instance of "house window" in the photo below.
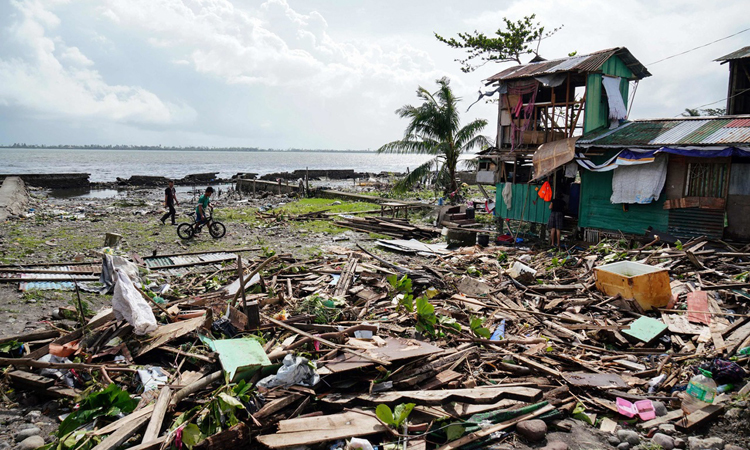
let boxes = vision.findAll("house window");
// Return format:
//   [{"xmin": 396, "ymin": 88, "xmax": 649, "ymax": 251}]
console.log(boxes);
[{"xmin": 684, "ymin": 162, "xmax": 729, "ymax": 198}]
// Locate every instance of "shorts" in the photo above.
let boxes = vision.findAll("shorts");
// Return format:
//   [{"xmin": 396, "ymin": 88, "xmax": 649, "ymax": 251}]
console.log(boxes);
[{"xmin": 547, "ymin": 211, "xmax": 564, "ymax": 229}]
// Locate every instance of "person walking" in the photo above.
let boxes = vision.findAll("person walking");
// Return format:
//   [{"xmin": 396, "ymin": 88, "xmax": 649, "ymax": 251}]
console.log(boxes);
[
  {"xmin": 548, "ymin": 193, "xmax": 565, "ymax": 249},
  {"xmin": 160, "ymin": 180, "xmax": 179, "ymax": 225}
]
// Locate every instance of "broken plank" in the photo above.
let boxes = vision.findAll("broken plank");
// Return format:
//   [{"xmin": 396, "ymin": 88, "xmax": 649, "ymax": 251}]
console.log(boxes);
[
  {"xmin": 256, "ymin": 410, "xmax": 387, "ymax": 448},
  {"xmin": 676, "ymin": 404, "xmax": 724, "ymax": 432},
  {"xmin": 91, "ymin": 413, "xmax": 150, "ymax": 450},
  {"xmin": 637, "ymin": 409, "xmax": 683, "ymax": 430},
  {"xmin": 349, "ymin": 386, "xmax": 542, "ymax": 406}
]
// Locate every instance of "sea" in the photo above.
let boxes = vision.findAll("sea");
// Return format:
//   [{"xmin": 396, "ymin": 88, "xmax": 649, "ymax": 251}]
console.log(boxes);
[{"xmin": 0, "ymin": 147, "xmax": 462, "ymax": 183}]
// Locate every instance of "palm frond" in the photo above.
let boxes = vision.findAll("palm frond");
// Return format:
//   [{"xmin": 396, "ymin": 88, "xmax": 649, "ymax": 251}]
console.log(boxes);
[
  {"xmin": 454, "ymin": 119, "xmax": 488, "ymax": 148},
  {"xmin": 377, "ymin": 139, "xmax": 439, "ymax": 155},
  {"xmin": 392, "ymin": 158, "xmax": 439, "ymax": 194}
]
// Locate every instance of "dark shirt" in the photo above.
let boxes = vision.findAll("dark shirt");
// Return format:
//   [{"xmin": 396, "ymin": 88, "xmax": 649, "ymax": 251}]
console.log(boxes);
[
  {"xmin": 551, "ymin": 199, "xmax": 565, "ymax": 213},
  {"xmin": 165, "ymin": 187, "xmax": 175, "ymax": 206}
]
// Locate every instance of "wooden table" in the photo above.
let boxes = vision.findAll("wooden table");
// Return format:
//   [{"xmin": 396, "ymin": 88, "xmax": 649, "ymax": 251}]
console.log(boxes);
[{"xmin": 380, "ymin": 202, "xmax": 409, "ymax": 219}]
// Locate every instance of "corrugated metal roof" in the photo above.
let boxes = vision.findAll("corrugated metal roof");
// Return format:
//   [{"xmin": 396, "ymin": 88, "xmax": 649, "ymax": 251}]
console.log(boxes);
[
  {"xmin": 715, "ymin": 46, "xmax": 750, "ymax": 62},
  {"xmin": 649, "ymin": 120, "xmax": 710, "ymax": 145},
  {"xmin": 577, "ymin": 116, "xmax": 750, "ymax": 147},
  {"xmin": 487, "ymin": 47, "xmax": 651, "ymax": 83}
]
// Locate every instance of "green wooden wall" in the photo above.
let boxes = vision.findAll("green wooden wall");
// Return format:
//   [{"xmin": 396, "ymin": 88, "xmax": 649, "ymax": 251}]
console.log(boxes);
[
  {"xmin": 496, "ymin": 182, "xmax": 551, "ymax": 224},
  {"xmin": 578, "ymin": 151, "xmax": 669, "ymax": 235},
  {"xmin": 584, "ymin": 56, "xmax": 633, "ymax": 133}
]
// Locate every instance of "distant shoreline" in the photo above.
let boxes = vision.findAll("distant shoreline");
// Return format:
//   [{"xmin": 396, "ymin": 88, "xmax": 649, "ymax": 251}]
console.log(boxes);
[{"xmin": 0, "ymin": 146, "xmax": 375, "ymax": 153}]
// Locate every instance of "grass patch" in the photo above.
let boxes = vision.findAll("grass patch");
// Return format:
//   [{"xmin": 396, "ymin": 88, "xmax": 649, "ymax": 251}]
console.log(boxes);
[
  {"xmin": 292, "ymin": 220, "xmax": 348, "ymax": 235},
  {"xmin": 275, "ymin": 198, "xmax": 380, "ymax": 215}
]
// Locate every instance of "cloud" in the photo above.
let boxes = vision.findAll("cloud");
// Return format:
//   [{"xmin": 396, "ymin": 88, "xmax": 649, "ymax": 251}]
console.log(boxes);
[
  {"xmin": 99, "ymin": 0, "xmax": 441, "ymax": 96},
  {"xmin": 0, "ymin": 0, "xmax": 195, "ymax": 125}
]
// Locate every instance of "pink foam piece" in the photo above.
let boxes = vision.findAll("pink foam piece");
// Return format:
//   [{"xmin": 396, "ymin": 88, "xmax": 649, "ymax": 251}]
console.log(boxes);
[
  {"xmin": 635, "ymin": 400, "xmax": 656, "ymax": 421},
  {"xmin": 616, "ymin": 397, "xmax": 637, "ymax": 418}
]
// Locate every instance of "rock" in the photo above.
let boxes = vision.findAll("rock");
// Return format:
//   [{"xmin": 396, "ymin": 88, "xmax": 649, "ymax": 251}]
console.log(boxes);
[
  {"xmin": 617, "ymin": 443, "xmax": 630, "ymax": 450},
  {"xmin": 17, "ymin": 435, "xmax": 45, "ymax": 450},
  {"xmin": 617, "ymin": 429, "xmax": 641, "ymax": 446},
  {"xmin": 725, "ymin": 408, "xmax": 742, "ymax": 420},
  {"xmin": 688, "ymin": 436, "xmax": 724, "ymax": 450},
  {"xmin": 541, "ymin": 442, "xmax": 568, "ymax": 450},
  {"xmin": 674, "ymin": 438, "xmax": 686, "ymax": 449},
  {"xmin": 724, "ymin": 446, "xmax": 745, "ymax": 450},
  {"xmin": 653, "ymin": 433, "xmax": 675, "ymax": 450},
  {"xmin": 24, "ymin": 411, "xmax": 41, "ymax": 423},
  {"xmin": 516, "ymin": 419, "xmax": 547, "ymax": 442},
  {"xmin": 14, "ymin": 427, "xmax": 41, "ymax": 442},
  {"xmin": 658, "ymin": 423, "xmax": 677, "ymax": 435},
  {"xmin": 653, "ymin": 401, "xmax": 668, "ymax": 417},
  {"xmin": 609, "ymin": 436, "xmax": 622, "ymax": 446}
]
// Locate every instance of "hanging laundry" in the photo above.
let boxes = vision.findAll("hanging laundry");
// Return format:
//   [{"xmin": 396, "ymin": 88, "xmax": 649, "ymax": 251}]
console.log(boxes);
[
  {"xmin": 502, "ymin": 182, "xmax": 513, "ymax": 210},
  {"xmin": 610, "ymin": 155, "xmax": 667, "ymax": 204},
  {"xmin": 564, "ymin": 162, "xmax": 578, "ymax": 179},
  {"xmin": 602, "ymin": 76, "xmax": 627, "ymax": 128},
  {"xmin": 538, "ymin": 181, "xmax": 553, "ymax": 202}
]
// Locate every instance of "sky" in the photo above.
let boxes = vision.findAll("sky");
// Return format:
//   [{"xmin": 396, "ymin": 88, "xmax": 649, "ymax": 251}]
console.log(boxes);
[{"xmin": 0, "ymin": 0, "xmax": 747, "ymax": 150}]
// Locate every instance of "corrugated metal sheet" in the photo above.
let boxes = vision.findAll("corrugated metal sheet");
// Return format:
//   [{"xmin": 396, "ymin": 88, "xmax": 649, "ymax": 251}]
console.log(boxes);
[
  {"xmin": 487, "ymin": 47, "xmax": 650, "ymax": 83},
  {"xmin": 20, "ymin": 282, "xmax": 76, "ymax": 291},
  {"xmin": 649, "ymin": 120, "xmax": 710, "ymax": 145},
  {"xmin": 703, "ymin": 127, "xmax": 750, "ymax": 144},
  {"xmin": 495, "ymin": 182, "xmax": 551, "ymax": 225},
  {"xmin": 678, "ymin": 119, "xmax": 731, "ymax": 144},
  {"xmin": 668, "ymin": 208, "xmax": 724, "ymax": 240},
  {"xmin": 146, "ymin": 257, "xmax": 173, "ymax": 268},
  {"xmin": 578, "ymin": 117, "xmax": 750, "ymax": 147},
  {"xmin": 715, "ymin": 46, "xmax": 750, "ymax": 62},
  {"xmin": 726, "ymin": 118, "xmax": 750, "ymax": 127}
]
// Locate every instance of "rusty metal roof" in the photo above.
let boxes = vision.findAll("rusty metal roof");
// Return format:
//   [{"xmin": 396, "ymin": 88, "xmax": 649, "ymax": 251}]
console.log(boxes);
[
  {"xmin": 486, "ymin": 47, "xmax": 651, "ymax": 83},
  {"xmin": 577, "ymin": 116, "xmax": 750, "ymax": 147},
  {"xmin": 715, "ymin": 46, "xmax": 750, "ymax": 62}
]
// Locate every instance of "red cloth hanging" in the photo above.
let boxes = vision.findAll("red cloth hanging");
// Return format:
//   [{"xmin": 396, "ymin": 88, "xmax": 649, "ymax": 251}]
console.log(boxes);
[{"xmin": 538, "ymin": 181, "xmax": 552, "ymax": 202}]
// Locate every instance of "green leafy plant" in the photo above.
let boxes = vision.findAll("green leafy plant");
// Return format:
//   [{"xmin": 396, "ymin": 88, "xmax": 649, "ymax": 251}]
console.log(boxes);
[
  {"xmin": 470, "ymin": 317, "xmax": 491, "ymax": 339},
  {"xmin": 296, "ymin": 294, "xmax": 345, "ymax": 324},
  {"xmin": 376, "ymin": 403, "xmax": 416, "ymax": 428},
  {"xmin": 415, "ymin": 296, "xmax": 437, "ymax": 336},
  {"xmin": 171, "ymin": 381, "xmax": 255, "ymax": 449},
  {"xmin": 53, "ymin": 384, "xmax": 138, "ymax": 450},
  {"xmin": 0, "ymin": 339, "xmax": 22, "ymax": 355},
  {"xmin": 466, "ymin": 265, "xmax": 481, "ymax": 276},
  {"xmin": 496, "ymin": 252, "xmax": 508, "ymax": 263},
  {"xmin": 260, "ymin": 246, "xmax": 276, "ymax": 257},
  {"xmin": 674, "ymin": 240, "xmax": 684, "ymax": 251}
]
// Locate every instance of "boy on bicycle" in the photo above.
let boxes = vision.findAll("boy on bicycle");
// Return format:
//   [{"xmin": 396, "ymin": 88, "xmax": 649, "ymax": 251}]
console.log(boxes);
[{"xmin": 195, "ymin": 186, "xmax": 214, "ymax": 232}]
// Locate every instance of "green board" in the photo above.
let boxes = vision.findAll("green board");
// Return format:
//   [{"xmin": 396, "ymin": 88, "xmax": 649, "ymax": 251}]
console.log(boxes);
[
  {"xmin": 206, "ymin": 337, "xmax": 273, "ymax": 382},
  {"xmin": 622, "ymin": 316, "xmax": 668, "ymax": 345}
]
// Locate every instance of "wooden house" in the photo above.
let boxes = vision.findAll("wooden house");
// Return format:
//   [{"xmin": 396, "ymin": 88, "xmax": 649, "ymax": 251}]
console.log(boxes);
[{"xmin": 477, "ymin": 47, "xmax": 651, "ymax": 231}]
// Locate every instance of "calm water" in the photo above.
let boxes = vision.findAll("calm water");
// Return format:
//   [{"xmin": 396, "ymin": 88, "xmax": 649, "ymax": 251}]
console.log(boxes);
[{"xmin": 0, "ymin": 148, "xmax": 447, "ymax": 182}]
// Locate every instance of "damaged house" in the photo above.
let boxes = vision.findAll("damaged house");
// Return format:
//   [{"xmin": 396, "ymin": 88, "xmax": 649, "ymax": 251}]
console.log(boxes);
[{"xmin": 478, "ymin": 46, "xmax": 750, "ymax": 242}]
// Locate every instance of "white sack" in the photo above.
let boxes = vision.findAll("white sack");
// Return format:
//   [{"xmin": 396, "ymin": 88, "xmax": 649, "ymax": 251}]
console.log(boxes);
[{"xmin": 112, "ymin": 268, "xmax": 157, "ymax": 335}]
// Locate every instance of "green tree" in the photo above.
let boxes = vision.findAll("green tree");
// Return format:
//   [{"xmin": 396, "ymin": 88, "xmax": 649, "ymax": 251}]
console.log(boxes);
[
  {"xmin": 681, "ymin": 107, "xmax": 726, "ymax": 117},
  {"xmin": 435, "ymin": 14, "xmax": 561, "ymax": 72},
  {"xmin": 378, "ymin": 77, "xmax": 490, "ymax": 196}
]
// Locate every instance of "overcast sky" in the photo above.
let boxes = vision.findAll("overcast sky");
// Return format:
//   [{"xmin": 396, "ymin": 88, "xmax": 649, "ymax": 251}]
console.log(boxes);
[{"xmin": 0, "ymin": 0, "xmax": 747, "ymax": 149}]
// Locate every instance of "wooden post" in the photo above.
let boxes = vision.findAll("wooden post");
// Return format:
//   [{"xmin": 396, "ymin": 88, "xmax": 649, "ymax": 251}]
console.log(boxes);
[
  {"xmin": 237, "ymin": 256, "xmax": 248, "ymax": 319},
  {"xmin": 565, "ymin": 74, "xmax": 571, "ymax": 137},
  {"xmin": 305, "ymin": 167, "xmax": 310, "ymax": 196},
  {"xmin": 246, "ymin": 301, "xmax": 260, "ymax": 330},
  {"xmin": 252, "ymin": 180, "xmax": 256, "ymax": 196},
  {"xmin": 142, "ymin": 386, "xmax": 171, "ymax": 443},
  {"xmin": 278, "ymin": 180, "xmax": 282, "ymax": 195}
]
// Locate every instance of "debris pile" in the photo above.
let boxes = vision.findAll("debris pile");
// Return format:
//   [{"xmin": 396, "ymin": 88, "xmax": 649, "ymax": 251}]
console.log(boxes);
[{"xmin": 2, "ymin": 234, "xmax": 750, "ymax": 450}]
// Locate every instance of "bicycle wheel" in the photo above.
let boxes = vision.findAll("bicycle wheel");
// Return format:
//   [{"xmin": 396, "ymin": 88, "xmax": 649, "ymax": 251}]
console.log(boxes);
[
  {"xmin": 209, "ymin": 221, "xmax": 226, "ymax": 238},
  {"xmin": 177, "ymin": 223, "xmax": 194, "ymax": 240}
]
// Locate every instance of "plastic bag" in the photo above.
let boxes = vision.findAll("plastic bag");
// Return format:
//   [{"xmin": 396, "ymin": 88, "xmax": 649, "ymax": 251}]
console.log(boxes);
[
  {"xmin": 347, "ymin": 438, "xmax": 374, "ymax": 450},
  {"xmin": 112, "ymin": 268, "xmax": 157, "ymax": 335},
  {"xmin": 257, "ymin": 354, "xmax": 319, "ymax": 389}
]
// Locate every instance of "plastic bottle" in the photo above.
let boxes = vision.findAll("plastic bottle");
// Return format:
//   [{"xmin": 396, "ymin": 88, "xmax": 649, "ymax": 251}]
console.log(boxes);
[
  {"xmin": 737, "ymin": 346, "xmax": 750, "ymax": 355},
  {"xmin": 681, "ymin": 369, "xmax": 717, "ymax": 414}
]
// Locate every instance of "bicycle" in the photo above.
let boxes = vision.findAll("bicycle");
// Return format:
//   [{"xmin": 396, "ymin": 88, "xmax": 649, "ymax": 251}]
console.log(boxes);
[{"xmin": 177, "ymin": 206, "xmax": 226, "ymax": 240}]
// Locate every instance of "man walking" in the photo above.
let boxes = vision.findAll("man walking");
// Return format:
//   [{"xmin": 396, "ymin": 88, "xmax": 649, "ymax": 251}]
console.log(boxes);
[
  {"xmin": 160, "ymin": 180, "xmax": 179, "ymax": 225},
  {"xmin": 548, "ymin": 193, "xmax": 565, "ymax": 249}
]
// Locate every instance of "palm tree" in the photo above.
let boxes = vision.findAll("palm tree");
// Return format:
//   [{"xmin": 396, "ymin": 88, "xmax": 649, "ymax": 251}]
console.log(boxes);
[{"xmin": 378, "ymin": 77, "xmax": 491, "ymax": 197}]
